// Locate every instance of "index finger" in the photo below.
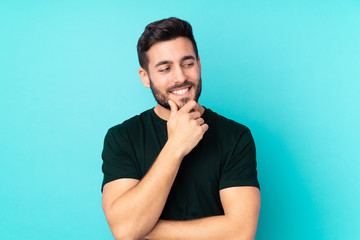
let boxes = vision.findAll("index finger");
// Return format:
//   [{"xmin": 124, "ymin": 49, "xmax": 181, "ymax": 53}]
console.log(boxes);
[
  {"xmin": 168, "ymin": 99, "xmax": 178, "ymax": 118},
  {"xmin": 180, "ymin": 100, "xmax": 199, "ymax": 113}
]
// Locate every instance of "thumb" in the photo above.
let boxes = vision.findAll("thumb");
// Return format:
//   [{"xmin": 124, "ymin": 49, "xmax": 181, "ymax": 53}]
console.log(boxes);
[{"xmin": 168, "ymin": 99, "xmax": 178, "ymax": 117}]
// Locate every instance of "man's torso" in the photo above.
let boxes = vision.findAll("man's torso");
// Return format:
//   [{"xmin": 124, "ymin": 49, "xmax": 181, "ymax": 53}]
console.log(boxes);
[{"xmin": 102, "ymin": 108, "xmax": 259, "ymax": 220}]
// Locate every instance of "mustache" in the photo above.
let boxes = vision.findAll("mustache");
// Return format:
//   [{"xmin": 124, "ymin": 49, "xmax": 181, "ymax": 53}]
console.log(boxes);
[{"xmin": 167, "ymin": 80, "xmax": 194, "ymax": 92}]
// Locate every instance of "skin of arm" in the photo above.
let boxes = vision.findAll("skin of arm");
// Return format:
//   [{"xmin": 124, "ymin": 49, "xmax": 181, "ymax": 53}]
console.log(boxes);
[
  {"xmin": 102, "ymin": 100, "xmax": 208, "ymax": 240},
  {"xmin": 145, "ymin": 186, "xmax": 261, "ymax": 240}
]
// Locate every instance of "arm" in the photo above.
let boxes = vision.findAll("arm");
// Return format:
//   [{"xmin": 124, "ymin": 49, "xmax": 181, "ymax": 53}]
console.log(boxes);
[
  {"xmin": 102, "ymin": 100, "xmax": 208, "ymax": 240},
  {"xmin": 145, "ymin": 186, "xmax": 261, "ymax": 240}
]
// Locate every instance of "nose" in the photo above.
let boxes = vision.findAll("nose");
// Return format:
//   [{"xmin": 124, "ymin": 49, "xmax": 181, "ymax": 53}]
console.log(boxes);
[{"xmin": 173, "ymin": 66, "xmax": 187, "ymax": 83}]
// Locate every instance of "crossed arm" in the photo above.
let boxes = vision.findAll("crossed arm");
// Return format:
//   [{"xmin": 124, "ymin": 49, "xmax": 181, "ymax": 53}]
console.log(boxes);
[
  {"xmin": 103, "ymin": 178, "xmax": 260, "ymax": 240},
  {"xmin": 144, "ymin": 186, "xmax": 260, "ymax": 240},
  {"xmin": 102, "ymin": 101, "xmax": 260, "ymax": 240}
]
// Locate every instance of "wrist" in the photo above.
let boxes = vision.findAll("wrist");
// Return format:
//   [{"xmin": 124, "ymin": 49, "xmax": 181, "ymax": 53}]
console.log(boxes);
[{"xmin": 164, "ymin": 139, "xmax": 186, "ymax": 160}]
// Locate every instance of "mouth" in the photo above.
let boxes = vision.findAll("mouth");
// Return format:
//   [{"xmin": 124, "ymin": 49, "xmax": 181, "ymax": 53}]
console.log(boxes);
[{"xmin": 169, "ymin": 86, "xmax": 191, "ymax": 96}]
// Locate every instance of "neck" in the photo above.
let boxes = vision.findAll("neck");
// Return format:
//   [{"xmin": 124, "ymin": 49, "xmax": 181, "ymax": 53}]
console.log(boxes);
[{"xmin": 154, "ymin": 103, "xmax": 205, "ymax": 121}]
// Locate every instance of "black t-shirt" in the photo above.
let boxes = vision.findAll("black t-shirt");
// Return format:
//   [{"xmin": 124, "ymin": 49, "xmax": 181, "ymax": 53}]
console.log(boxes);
[{"xmin": 102, "ymin": 108, "xmax": 259, "ymax": 220}]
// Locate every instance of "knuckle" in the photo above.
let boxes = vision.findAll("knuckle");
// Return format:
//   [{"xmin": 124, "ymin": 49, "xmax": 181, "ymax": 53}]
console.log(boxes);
[
  {"xmin": 188, "ymin": 100, "xmax": 196, "ymax": 107},
  {"xmin": 190, "ymin": 119, "xmax": 197, "ymax": 126},
  {"xmin": 185, "ymin": 114, "xmax": 191, "ymax": 121}
]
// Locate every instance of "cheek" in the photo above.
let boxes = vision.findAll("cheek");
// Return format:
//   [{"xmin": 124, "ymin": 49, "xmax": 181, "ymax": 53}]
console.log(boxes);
[
  {"xmin": 159, "ymin": 75, "xmax": 175, "ymax": 88},
  {"xmin": 187, "ymin": 68, "xmax": 201, "ymax": 79},
  {"xmin": 152, "ymin": 77, "xmax": 171, "ymax": 91}
]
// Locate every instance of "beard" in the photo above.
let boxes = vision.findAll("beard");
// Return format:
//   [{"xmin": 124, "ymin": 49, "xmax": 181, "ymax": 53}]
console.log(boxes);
[{"xmin": 149, "ymin": 78, "xmax": 202, "ymax": 110}]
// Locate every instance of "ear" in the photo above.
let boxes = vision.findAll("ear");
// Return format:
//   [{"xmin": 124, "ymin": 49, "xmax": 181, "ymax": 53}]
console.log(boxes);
[
  {"xmin": 197, "ymin": 55, "xmax": 202, "ymax": 75},
  {"xmin": 139, "ymin": 68, "xmax": 150, "ymax": 88}
]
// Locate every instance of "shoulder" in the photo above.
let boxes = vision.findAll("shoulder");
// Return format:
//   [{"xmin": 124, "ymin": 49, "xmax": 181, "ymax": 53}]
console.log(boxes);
[
  {"xmin": 104, "ymin": 109, "xmax": 153, "ymax": 145},
  {"xmin": 108, "ymin": 109, "xmax": 153, "ymax": 134},
  {"xmin": 205, "ymin": 109, "xmax": 252, "ymax": 138}
]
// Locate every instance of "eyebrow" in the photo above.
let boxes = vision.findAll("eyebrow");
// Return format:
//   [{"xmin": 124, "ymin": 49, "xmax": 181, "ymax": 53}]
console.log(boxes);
[
  {"xmin": 154, "ymin": 55, "xmax": 196, "ymax": 68},
  {"xmin": 154, "ymin": 60, "xmax": 172, "ymax": 68},
  {"xmin": 181, "ymin": 55, "xmax": 196, "ymax": 62}
]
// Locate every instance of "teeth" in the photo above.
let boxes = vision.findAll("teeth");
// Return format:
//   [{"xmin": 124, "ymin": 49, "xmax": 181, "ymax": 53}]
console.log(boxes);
[{"xmin": 172, "ymin": 88, "xmax": 189, "ymax": 95}]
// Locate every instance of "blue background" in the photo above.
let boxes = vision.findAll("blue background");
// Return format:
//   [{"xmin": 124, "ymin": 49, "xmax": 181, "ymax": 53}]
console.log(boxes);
[{"xmin": 1, "ymin": 1, "xmax": 359, "ymax": 239}]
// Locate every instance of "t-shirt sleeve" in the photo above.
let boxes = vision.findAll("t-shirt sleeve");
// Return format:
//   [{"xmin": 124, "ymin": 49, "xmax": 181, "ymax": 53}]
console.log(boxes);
[
  {"xmin": 101, "ymin": 127, "xmax": 140, "ymax": 192},
  {"xmin": 219, "ymin": 128, "xmax": 260, "ymax": 190}
]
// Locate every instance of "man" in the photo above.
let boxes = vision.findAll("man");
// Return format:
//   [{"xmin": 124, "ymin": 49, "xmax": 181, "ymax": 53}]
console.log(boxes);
[{"xmin": 101, "ymin": 17, "xmax": 260, "ymax": 240}]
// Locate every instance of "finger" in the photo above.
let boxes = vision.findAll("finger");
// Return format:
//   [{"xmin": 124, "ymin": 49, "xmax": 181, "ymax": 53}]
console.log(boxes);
[
  {"xmin": 196, "ymin": 118, "xmax": 205, "ymax": 125},
  {"xmin": 180, "ymin": 100, "xmax": 198, "ymax": 113},
  {"xmin": 189, "ymin": 111, "xmax": 201, "ymax": 120},
  {"xmin": 201, "ymin": 123, "xmax": 209, "ymax": 132},
  {"xmin": 194, "ymin": 103, "xmax": 201, "ymax": 113},
  {"xmin": 168, "ymin": 99, "xmax": 178, "ymax": 118}
]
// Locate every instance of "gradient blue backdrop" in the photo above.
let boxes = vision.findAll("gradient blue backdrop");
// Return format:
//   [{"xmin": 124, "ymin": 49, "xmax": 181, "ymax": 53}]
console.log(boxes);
[{"xmin": 1, "ymin": 1, "xmax": 359, "ymax": 239}]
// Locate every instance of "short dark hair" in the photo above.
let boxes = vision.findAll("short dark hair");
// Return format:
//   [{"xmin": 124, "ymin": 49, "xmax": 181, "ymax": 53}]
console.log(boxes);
[{"xmin": 137, "ymin": 17, "xmax": 198, "ymax": 71}]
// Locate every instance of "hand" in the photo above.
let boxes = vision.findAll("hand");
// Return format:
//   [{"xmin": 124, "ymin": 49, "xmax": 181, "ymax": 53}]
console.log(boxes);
[{"xmin": 166, "ymin": 100, "xmax": 208, "ymax": 158}]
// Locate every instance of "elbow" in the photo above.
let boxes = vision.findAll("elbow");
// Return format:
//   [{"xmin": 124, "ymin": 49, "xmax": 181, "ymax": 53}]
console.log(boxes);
[
  {"xmin": 111, "ymin": 230, "xmax": 139, "ymax": 240},
  {"xmin": 228, "ymin": 218, "xmax": 258, "ymax": 240},
  {"xmin": 112, "ymin": 230, "xmax": 129, "ymax": 240},
  {"xmin": 107, "ymin": 215, "xmax": 148, "ymax": 240},
  {"xmin": 239, "ymin": 233, "xmax": 256, "ymax": 240},
  {"xmin": 113, "ymin": 234, "xmax": 134, "ymax": 240},
  {"xmin": 110, "ymin": 221, "xmax": 141, "ymax": 240},
  {"xmin": 230, "ymin": 230, "xmax": 255, "ymax": 240},
  {"xmin": 236, "ymin": 225, "xmax": 258, "ymax": 240},
  {"xmin": 103, "ymin": 207, "xmax": 142, "ymax": 240},
  {"xmin": 235, "ymin": 222, "xmax": 258, "ymax": 240}
]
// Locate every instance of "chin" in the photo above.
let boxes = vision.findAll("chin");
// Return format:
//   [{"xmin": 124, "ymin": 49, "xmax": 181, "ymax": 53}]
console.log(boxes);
[{"xmin": 176, "ymin": 97, "xmax": 193, "ymax": 109}]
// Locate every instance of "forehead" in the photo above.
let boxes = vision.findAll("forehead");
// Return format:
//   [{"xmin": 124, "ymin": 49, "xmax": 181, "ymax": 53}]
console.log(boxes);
[{"xmin": 146, "ymin": 37, "xmax": 196, "ymax": 67}]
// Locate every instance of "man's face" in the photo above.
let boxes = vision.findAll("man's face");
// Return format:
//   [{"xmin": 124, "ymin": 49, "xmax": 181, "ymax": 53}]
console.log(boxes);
[{"xmin": 142, "ymin": 37, "xmax": 202, "ymax": 110}]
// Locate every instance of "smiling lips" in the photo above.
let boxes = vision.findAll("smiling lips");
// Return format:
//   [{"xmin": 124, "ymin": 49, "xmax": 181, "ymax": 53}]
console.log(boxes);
[{"xmin": 170, "ymin": 87, "xmax": 190, "ymax": 96}]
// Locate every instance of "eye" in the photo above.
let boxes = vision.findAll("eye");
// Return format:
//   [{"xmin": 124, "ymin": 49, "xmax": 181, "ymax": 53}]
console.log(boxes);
[
  {"xmin": 159, "ymin": 66, "xmax": 171, "ymax": 72},
  {"xmin": 183, "ymin": 62, "xmax": 194, "ymax": 68}
]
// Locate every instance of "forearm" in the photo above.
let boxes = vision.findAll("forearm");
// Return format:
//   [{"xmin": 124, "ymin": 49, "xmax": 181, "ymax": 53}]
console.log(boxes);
[
  {"xmin": 146, "ymin": 215, "xmax": 256, "ymax": 240},
  {"xmin": 146, "ymin": 187, "xmax": 260, "ymax": 240},
  {"xmin": 104, "ymin": 141, "xmax": 183, "ymax": 240}
]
